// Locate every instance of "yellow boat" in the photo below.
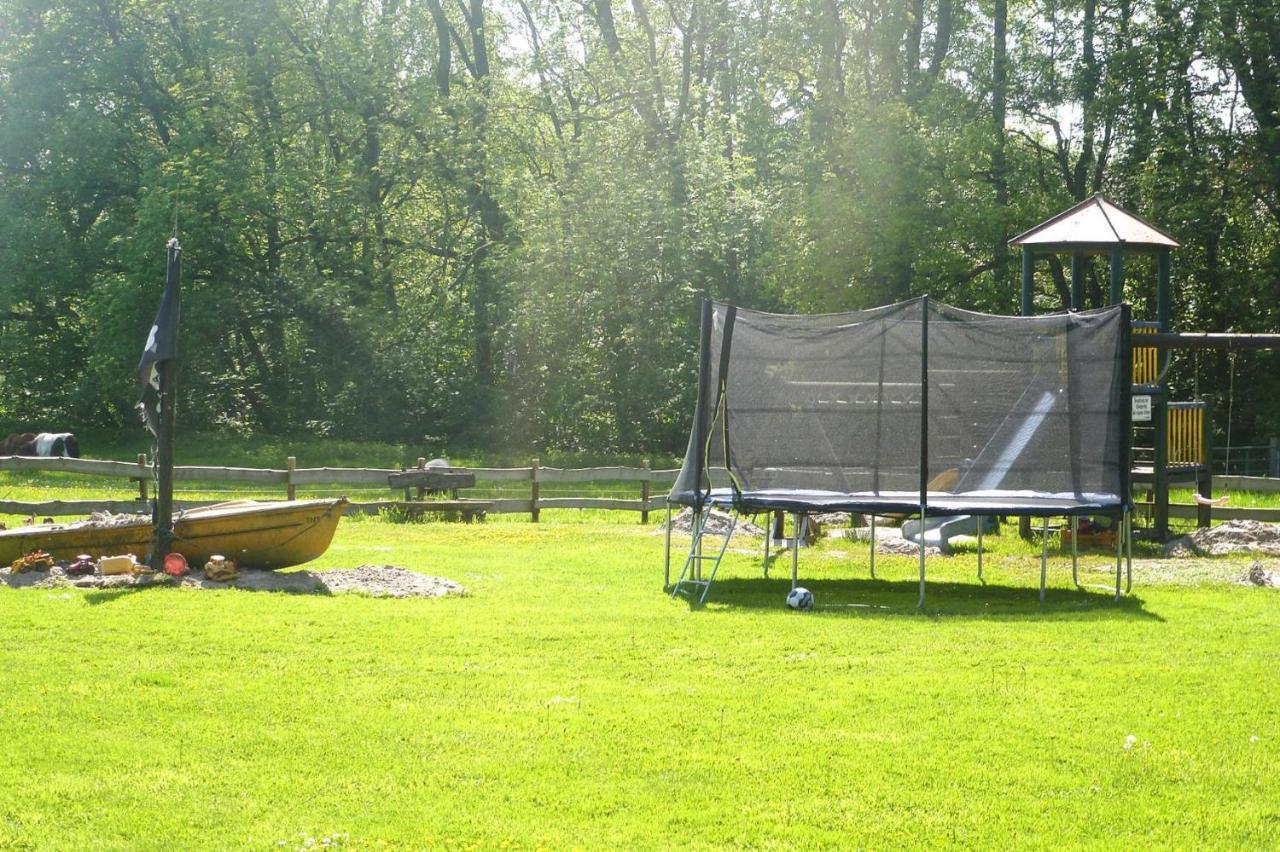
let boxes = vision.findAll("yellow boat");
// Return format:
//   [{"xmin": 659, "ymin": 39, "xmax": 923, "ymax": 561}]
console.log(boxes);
[{"xmin": 0, "ymin": 498, "xmax": 347, "ymax": 570}]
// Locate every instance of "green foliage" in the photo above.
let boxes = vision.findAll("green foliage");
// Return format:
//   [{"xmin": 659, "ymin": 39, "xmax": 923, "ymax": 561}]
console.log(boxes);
[{"xmin": 1, "ymin": 0, "xmax": 1277, "ymax": 453}]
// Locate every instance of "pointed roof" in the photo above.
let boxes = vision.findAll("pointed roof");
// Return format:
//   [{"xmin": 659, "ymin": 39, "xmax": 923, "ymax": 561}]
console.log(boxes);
[{"xmin": 1009, "ymin": 194, "xmax": 1180, "ymax": 254}]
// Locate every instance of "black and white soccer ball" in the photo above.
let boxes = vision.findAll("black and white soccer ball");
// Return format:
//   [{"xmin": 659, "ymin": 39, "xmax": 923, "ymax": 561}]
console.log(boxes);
[{"xmin": 786, "ymin": 587, "xmax": 814, "ymax": 611}]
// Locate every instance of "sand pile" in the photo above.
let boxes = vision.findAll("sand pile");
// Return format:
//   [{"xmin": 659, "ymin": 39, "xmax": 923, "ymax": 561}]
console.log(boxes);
[
  {"xmin": 661, "ymin": 508, "xmax": 766, "ymax": 537},
  {"xmin": 1165, "ymin": 521, "xmax": 1280, "ymax": 558},
  {"xmin": 874, "ymin": 537, "xmax": 942, "ymax": 558},
  {"xmin": 1, "ymin": 564, "xmax": 463, "ymax": 598}
]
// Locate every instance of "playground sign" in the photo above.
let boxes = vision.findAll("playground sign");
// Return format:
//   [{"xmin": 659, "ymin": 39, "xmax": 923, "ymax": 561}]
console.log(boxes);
[{"xmin": 1132, "ymin": 395, "xmax": 1152, "ymax": 422}]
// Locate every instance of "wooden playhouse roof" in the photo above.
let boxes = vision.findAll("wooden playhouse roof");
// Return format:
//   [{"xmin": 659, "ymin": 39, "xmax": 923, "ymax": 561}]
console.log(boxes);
[{"xmin": 1009, "ymin": 194, "xmax": 1180, "ymax": 254}]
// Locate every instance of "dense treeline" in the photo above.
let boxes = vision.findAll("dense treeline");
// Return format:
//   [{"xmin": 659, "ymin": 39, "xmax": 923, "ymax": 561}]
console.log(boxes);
[{"xmin": 1, "ymin": 0, "xmax": 1277, "ymax": 454}]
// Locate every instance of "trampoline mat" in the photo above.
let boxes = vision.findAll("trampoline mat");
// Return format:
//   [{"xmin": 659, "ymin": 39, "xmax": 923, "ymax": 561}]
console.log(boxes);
[{"xmin": 701, "ymin": 488, "xmax": 1125, "ymax": 517}]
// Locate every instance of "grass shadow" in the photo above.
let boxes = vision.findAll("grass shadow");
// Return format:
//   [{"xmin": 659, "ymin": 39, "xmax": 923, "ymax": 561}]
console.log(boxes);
[
  {"xmin": 83, "ymin": 586, "xmax": 150, "ymax": 606},
  {"xmin": 691, "ymin": 575, "xmax": 1162, "ymax": 621}
]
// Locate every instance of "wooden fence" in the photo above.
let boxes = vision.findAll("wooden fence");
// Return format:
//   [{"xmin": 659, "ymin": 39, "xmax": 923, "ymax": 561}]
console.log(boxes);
[
  {"xmin": 0, "ymin": 455, "xmax": 680, "ymax": 521},
  {"xmin": 5, "ymin": 456, "xmax": 1280, "ymax": 524}
]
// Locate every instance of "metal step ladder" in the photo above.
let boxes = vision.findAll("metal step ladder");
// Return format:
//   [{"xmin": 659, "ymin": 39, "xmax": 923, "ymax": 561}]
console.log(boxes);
[{"xmin": 670, "ymin": 509, "xmax": 738, "ymax": 605}]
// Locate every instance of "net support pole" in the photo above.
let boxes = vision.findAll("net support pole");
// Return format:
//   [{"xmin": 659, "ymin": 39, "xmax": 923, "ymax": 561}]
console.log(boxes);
[
  {"xmin": 1120, "ymin": 304, "xmax": 1135, "ymax": 549},
  {"xmin": 1040, "ymin": 516, "xmax": 1048, "ymax": 605},
  {"xmin": 918, "ymin": 296, "xmax": 929, "ymax": 609},
  {"xmin": 869, "ymin": 515, "xmax": 876, "ymax": 579}
]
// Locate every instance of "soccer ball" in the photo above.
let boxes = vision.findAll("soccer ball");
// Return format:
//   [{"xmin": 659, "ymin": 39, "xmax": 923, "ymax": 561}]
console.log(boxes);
[{"xmin": 786, "ymin": 587, "xmax": 814, "ymax": 611}]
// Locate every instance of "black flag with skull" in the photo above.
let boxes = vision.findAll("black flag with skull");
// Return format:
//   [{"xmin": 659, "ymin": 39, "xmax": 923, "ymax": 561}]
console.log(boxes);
[{"xmin": 137, "ymin": 238, "xmax": 181, "ymax": 436}]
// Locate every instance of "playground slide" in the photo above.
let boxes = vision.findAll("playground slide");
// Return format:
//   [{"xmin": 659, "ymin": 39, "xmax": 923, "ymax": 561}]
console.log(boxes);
[
  {"xmin": 902, "ymin": 513, "xmax": 996, "ymax": 551},
  {"xmin": 904, "ymin": 389, "xmax": 1058, "ymax": 552}
]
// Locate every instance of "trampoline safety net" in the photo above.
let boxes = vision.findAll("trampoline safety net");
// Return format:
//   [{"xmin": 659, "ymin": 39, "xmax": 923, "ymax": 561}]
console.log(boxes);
[{"xmin": 670, "ymin": 296, "xmax": 1132, "ymax": 517}]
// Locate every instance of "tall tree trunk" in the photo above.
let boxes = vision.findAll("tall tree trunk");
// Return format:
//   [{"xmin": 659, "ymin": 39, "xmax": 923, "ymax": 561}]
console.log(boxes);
[
  {"xmin": 991, "ymin": 0, "xmax": 1010, "ymax": 291},
  {"xmin": 1072, "ymin": 0, "xmax": 1098, "ymax": 199}
]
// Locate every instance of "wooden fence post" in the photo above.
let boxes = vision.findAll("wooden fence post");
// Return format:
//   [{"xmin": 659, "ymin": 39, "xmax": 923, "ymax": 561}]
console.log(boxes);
[
  {"xmin": 641, "ymin": 459, "xmax": 651, "ymax": 524},
  {"xmin": 286, "ymin": 456, "xmax": 297, "ymax": 501},
  {"xmin": 531, "ymin": 457, "xmax": 540, "ymax": 523},
  {"xmin": 416, "ymin": 457, "xmax": 427, "ymax": 501},
  {"xmin": 136, "ymin": 453, "xmax": 148, "ymax": 502}
]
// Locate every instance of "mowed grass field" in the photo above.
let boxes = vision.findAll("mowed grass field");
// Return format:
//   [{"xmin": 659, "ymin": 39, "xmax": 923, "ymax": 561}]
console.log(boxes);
[{"xmin": 3, "ymin": 488, "xmax": 1280, "ymax": 849}]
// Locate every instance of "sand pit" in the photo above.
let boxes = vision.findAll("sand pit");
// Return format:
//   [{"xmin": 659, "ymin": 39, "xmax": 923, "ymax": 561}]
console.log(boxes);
[
  {"xmin": 873, "ymin": 537, "xmax": 942, "ymax": 558},
  {"xmin": 661, "ymin": 508, "xmax": 766, "ymax": 537},
  {"xmin": 1, "ymin": 564, "xmax": 464, "ymax": 598},
  {"xmin": 1165, "ymin": 521, "xmax": 1280, "ymax": 558}
]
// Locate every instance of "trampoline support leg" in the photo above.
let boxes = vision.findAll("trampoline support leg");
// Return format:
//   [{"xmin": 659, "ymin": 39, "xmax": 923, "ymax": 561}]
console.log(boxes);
[
  {"xmin": 790, "ymin": 512, "xmax": 800, "ymax": 591},
  {"xmin": 917, "ymin": 531, "xmax": 926, "ymax": 610},
  {"xmin": 1114, "ymin": 513, "xmax": 1123, "ymax": 601},
  {"xmin": 1071, "ymin": 517, "xmax": 1079, "ymax": 588},
  {"xmin": 762, "ymin": 514, "xmax": 770, "ymax": 578},
  {"xmin": 1125, "ymin": 512, "xmax": 1133, "ymax": 594},
  {"xmin": 976, "ymin": 521, "xmax": 983, "ymax": 582},
  {"xmin": 664, "ymin": 502, "xmax": 672, "ymax": 590},
  {"xmin": 1040, "ymin": 516, "xmax": 1049, "ymax": 606},
  {"xmin": 869, "ymin": 515, "xmax": 876, "ymax": 579}
]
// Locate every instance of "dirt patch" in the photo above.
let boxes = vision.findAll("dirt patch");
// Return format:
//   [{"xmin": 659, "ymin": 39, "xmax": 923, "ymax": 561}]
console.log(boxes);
[
  {"xmin": 661, "ymin": 508, "xmax": 766, "ymax": 538},
  {"xmin": 1245, "ymin": 561, "xmax": 1278, "ymax": 587},
  {"xmin": 830, "ymin": 525, "xmax": 905, "ymax": 542},
  {"xmin": 1165, "ymin": 521, "xmax": 1280, "ymax": 558},
  {"xmin": 1124, "ymin": 556, "xmax": 1280, "ymax": 587},
  {"xmin": 0, "ymin": 564, "xmax": 464, "ymax": 598},
  {"xmin": 874, "ymin": 537, "xmax": 942, "ymax": 558}
]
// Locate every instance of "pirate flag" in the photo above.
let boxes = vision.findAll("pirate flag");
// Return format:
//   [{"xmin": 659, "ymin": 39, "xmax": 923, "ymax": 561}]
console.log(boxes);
[{"xmin": 137, "ymin": 238, "xmax": 181, "ymax": 436}]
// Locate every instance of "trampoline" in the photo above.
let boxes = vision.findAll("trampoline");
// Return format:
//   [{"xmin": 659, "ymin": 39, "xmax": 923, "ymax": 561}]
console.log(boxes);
[{"xmin": 665, "ymin": 296, "xmax": 1134, "ymax": 606}]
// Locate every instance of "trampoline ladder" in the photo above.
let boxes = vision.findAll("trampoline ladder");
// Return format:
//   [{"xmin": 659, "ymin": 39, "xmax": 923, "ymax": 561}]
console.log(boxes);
[{"xmin": 671, "ymin": 510, "xmax": 738, "ymax": 605}]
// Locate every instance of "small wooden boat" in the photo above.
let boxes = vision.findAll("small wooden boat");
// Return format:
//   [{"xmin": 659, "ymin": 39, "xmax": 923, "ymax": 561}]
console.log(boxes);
[{"xmin": 0, "ymin": 498, "xmax": 347, "ymax": 570}]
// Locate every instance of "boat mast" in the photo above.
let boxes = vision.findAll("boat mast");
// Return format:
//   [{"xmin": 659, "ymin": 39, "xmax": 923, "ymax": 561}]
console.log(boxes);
[{"xmin": 149, "ymin": 240, "xmax": 180, "ymax": 568}]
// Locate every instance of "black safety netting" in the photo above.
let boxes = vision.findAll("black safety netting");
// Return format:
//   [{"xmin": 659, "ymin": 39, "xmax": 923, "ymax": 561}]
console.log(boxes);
[{"xmin": 670, "ymin": 297, "xmax": 1131, "ymax": 516}]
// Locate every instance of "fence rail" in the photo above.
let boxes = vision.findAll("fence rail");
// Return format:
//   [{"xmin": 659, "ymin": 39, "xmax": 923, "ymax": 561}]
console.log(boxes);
[
  {"xmin": 7, "ymin": 454, "xmax": 1278, "ymax": 525},
  {"xmin": 1212, "ymin": 441, "xmax": 1280, "ymax": 478},
  {"xmin": 0, "ymin": 454, "xmax": 679, "ymax": 520},
  {"xmin": 1134, "ymin": 501, "xmax": 1280, "ymax": 523}
]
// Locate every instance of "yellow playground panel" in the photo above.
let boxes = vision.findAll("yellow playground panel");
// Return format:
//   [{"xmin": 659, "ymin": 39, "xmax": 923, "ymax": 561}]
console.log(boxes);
[
  {"xmin": 1167, "ymin": 402, "xmax": 1207, "ymax": 467},
  {"xmin": 1132, "ymin": 324, "xmax": 1158, "ymax": 385}
]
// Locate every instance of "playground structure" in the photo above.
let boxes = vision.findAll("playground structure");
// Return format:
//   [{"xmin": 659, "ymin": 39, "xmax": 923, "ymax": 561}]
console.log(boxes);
[
  {"xmin": 665, "ymin": 297, "xmax": 1134, "ymax": 607},
  {"xmin": 1011, "ymin": 195, "xmax": 1192, "ymax": 541},
  {"xmin": 1012, "ymin": 194, "xmax": 1280, "ymax": 540}
]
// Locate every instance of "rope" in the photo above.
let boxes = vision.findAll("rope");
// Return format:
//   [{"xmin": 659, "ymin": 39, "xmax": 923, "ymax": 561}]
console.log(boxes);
[{"xmin": 1225, "ymin": 351, "xmax": 1236, "ymax": 475}]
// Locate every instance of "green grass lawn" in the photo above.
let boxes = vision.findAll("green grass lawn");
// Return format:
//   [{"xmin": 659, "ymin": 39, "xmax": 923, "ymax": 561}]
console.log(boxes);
[{"xmin": 2, "ymin": 507, "xmax": 1279, "ymax": 849}]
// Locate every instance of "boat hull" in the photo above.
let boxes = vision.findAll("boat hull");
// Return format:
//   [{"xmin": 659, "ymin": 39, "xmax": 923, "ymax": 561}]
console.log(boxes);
[{"xmin": 0, "ymin": 498, "xmax": 347, "ymax": 570}]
